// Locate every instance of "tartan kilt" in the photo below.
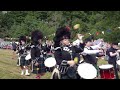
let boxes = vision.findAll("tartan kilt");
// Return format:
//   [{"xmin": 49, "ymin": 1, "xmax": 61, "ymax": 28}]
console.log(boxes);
[
  {"xmin": 25, "ymin": 60, "xmax": 31, "ymax": 66},
  {"xmin": 20, "ymin": 55, "xmax": 31, "ymax": 66},
  {"xmin": 32, "ymin": 58, "xmax": 46, "ymax": 74}
]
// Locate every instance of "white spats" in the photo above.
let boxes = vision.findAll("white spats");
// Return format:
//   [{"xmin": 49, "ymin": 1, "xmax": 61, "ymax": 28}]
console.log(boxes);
[
  {"xmin": 25, "ymin": 69, "xmax": 30, "ymax": 76},
  {"xmin": 21, "ymin": 70, "xmax": 24, "ymax": 75}
]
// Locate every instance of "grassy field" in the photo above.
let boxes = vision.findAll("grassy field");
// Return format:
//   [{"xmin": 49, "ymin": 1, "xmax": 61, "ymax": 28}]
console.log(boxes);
[
  {"xmin": 0, "ymin": 49, "xmax": 120, "ymax": 79},
  {"xmin": 0, "ymin": 49, "xmax": 51, "ymax": 79}
]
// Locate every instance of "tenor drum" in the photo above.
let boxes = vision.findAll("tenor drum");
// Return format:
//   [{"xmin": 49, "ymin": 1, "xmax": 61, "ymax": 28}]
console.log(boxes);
[
  {"xmin": 99, "ymin": 64, "xmax": 115, "ymax": 79},
  {"xmin": 44, "ymin": 57, "xmax": 56, "ymax": 67},
  {"xmin": 77, "ymin": 63, "xmax": 97, "ymax": 79}
]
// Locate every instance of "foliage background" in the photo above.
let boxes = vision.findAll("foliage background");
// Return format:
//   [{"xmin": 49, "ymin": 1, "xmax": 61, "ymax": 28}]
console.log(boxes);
[{"xmin": 0, "ymin": 11, "xmax": 120, "ymax": 43}]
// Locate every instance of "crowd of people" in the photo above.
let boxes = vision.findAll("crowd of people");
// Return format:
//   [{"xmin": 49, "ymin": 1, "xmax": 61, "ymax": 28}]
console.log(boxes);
[{"xmin": 11, "ymin": 26, "xmax": 120, "ymax": 79}]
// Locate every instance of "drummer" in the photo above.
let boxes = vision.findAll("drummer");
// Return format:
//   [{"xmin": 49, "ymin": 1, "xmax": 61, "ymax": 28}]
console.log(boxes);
[
  {"xmin": 53, "ymin": 26, "xmax": 84, "ymax": 79},
  {"xmin": 44, "ymin": 39, "xmax": 54, "ymax": 72},
  {"xmin": 31, "ymin": 30, "xmax": 46, "ymax": 79},
  {"xmin": 82, "ymin": 38, "xmax": 104, "ymax": 77},
  {"xmin": 107, "ymin": 42, "xmax": 120, "ymax": 79}
]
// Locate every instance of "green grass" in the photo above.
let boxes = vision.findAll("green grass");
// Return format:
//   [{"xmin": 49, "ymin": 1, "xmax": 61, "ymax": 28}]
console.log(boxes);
[
  {"xmin": 0, "ymin": 49, "xmax": 51, "ymax": 79},
  {"xmin": 0, "ymin": 49, "xmax": 120, "ymax": 79}
]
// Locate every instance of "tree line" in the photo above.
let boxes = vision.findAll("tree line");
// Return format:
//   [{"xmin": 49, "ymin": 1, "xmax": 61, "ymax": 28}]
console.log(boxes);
[{"xmin": 0, "ymin": 11, "xmax": 120, "ymax": 43}]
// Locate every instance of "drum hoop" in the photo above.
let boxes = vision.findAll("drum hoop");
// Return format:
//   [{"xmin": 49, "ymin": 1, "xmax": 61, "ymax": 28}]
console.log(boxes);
[
  {"xmin": 77, "ymin": 63, "xmax": 97, "ymax": 79},
  {"xmin": 99, "ymin": 64, "xmax": 113, "ymax": 69}
]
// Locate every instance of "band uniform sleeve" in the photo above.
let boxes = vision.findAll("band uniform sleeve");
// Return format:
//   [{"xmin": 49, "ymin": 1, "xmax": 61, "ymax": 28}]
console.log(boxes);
[
  {"xmin": 54, "ymin": 48, "xmax": 63, "ymax": 65},
  {"xmin": 31, "ymin": 47, "xmax": 36, "ymax": 60},
  {"xmin": 72, "ymin": 46, "xmax": 83, "ymax": 53},
  {"xmin": 91, "ymin": 42, "xmax": 102, "ymax": 50},
  {"xmin": 83, "ymin": 48, "xmax": 100, "ymax": 55},
  {"xmin": 18, "ymin": 47, "xmax": 23, "ymax": 54}
]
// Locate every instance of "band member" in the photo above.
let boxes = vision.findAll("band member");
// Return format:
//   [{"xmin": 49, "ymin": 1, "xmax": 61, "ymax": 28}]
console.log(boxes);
[
  {"xmin": 82, "ymin": 38, "xmax": 104, "ymax": 77},
  {"xmin": 53, "ymin": 26, "xmax": 84, "ymax": 79},
  {"xmin": 12, "ymin": 41, "xmax": 17, "ymax": 59},
  {"xmin": 107, "ymin": 42, "xmax": 120, "ymax": 79},
  {"xmin": 44, "ymin": 39, "xmax": 54, "ymax": 72},
  {"xmin": 17, "ymin": 36, "xmax": 30, "ymax": 76},
  {"xmin": 16, "ymin": 43, "xmax": 20, "ymax": 66},
  {"xmin": 104, "ymin": 42, "xmax": 111, "ymax": 61},
  {"xmin": 31, "ymin": 30, "xmax": 46, "ymax": 79},
  {"xmin": 44, "ymin": 39, "xmax": 53, "ymax": 58}
]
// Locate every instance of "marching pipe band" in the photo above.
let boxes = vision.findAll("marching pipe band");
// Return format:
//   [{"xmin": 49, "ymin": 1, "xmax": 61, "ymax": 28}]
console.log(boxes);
[{"xmin": 15, "ymin": 26, "xmax": 120, "ymax": 79}]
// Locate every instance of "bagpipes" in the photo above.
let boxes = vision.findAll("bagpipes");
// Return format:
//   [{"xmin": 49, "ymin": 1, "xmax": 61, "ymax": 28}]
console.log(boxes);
[
  {"xmin": 17, "ymin": 44, "xmax": 32, "ymax": 66},
  {"xmin": 50, "ymin": 60, "xmax": 78, "ymax": 79}
]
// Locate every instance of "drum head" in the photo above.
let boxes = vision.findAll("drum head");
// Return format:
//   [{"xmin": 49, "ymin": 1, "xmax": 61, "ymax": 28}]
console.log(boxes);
[
  {"xmin": 117, "ymin": 60, "xmax": 120, "ymax": 65},
  {"xmin": 25, "ymin": 54, "xmax": 31, "ymax": 60},
  {"xmin": 77, "ymin": 63, "xmax": 97, "ymax": 79},
  {"xmin": 44, "ymin": 57, "xmax": 56, "ymax": 67},
  {"xmin": 99, "ymin": 64, "xmax": 113, "ymax": 69}
]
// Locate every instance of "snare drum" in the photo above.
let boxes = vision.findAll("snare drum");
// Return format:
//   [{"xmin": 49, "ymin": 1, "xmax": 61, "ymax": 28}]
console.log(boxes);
[
  {"xmin": 77, "ymin": 63, "xmax": 97, "ymax": 79},
  {"xmin": 99, "ymin": 64, "xmax": 115, "ymax": 79}
]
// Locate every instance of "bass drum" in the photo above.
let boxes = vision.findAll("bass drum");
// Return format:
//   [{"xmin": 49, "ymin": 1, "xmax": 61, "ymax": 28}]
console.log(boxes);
[
  {"xmin": 77, "ymin": 63, "xmax": 97, "ymax": 79},
  {"xmin": 44, "ymin": 57, "xmax": 56, "ymax": 68}
]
